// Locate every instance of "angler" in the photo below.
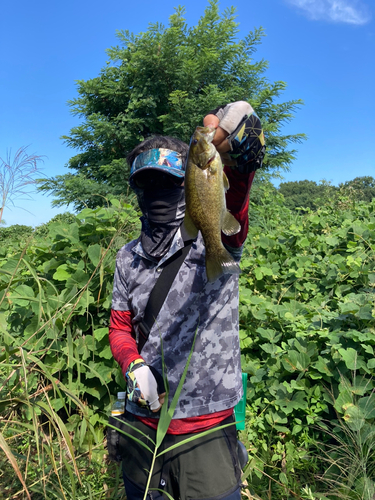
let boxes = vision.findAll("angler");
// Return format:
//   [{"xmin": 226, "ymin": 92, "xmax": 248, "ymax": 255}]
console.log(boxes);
[{"xmin": 108, "ymin": 100, "xmax": 266, "ymax": 500}]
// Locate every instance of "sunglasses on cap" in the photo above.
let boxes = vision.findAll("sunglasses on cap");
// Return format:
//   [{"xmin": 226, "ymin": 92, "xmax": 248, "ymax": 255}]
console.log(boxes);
[
  {"xmin": 130, "ymin": 148, "xmax": 185, "ymax": 179},
  {"xmin": 132, "ymin": 170, "xmax": 184, "ymax": 190}
]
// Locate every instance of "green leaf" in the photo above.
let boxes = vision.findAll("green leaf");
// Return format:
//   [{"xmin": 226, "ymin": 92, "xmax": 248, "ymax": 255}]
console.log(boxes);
[
  {"xmin": 67, "ymin": 269, "xmax": 90, "ymax": 287},
  {"xmin": 343, "ymin": 405, "xmax": 365, "ymax": 431},
  {"xmin": 87, "ymin": 244, "xmax": 102, "ymax": 267},
  {"xmin": 256, "ymin": 327, "xmax": 282, "ymax": 343},
  {"xmin": 94, "ymin": 327, "xmax": 108, "ymax": 341},
  {"xmin": 282, "ymin": 350, "xmax": 310, "ymax": 372},
  {"xmin": 292, "ymin": 424, "xmax": 303, "ymax": 435},
  {"xmin": 313, "ymin": 356, "xmax": 333, "ymax": 376},
  {"xmin": 299, "ymin": 237, "xmax": 310, "ymax": 247},
  {"xmin": 356, "ymin": 304, "xmax": 374, "ymax": 320},
  {"xmin": 0, "ymin": 258, "xmax": 21, "ymax": 276},
  {"xmin": 279, "ymin": 472, "xmax": 288, "ymax": 485},
  {"xmin": 339, "ymin": 302, "xmax": 360, "ymax": 314},
  {"xmin": 265, "ymin": 411, "xmax": 287, "ymax": 426},
  {"xmin": 53, "ymin": 264, "xmax": 71, "ymax": 281},
  {"xmin": 334, "ymin": 388, "xmax": 353, "ymax": 414},
  {"xmin": 85, "ymin": 361, "xmax": 113, "ymax": 382},
  {"xmin": 275, "ymin": 389, "xmax": 308, "ymax": 414},
  {"xmin": 9, "ymin": 284, "xmax": 35, "ymax": 306},
  {"xmin": 254, "ymin": 268, "xmax": 263, "ymax": 280},
  {"xmin": 326, "ymin": 236, "xmax": 339, "ymax": 246},
  {"xmin": 260, "ymin": 266, "xmax": 273, "ymax": 276},
  {"xmin": 49, "ymin": 222, "xmax": 80, "ymax": 242},
  {"xmin": 98, "ymin": 345, "xmax": 113, "ymax": 360},
  {"xmin": 260, "ymin": 343, "xmax": 282, "ymax": 355},
  {"xmin": 358, "ymin": 395, "xmax": 375, "ymax": 419},
  {"xmin": 85, "ymin": 385, "xmax": 107, "ymax": 400},
  {"xmin": 338, "ymin": 348, "xmax": 366, "ymax": 370}
]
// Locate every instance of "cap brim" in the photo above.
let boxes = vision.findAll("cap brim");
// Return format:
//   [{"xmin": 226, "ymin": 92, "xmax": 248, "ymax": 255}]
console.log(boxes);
[{"xmin": 129, "ymin": 165, "xmax": 185, "ymax": 181}]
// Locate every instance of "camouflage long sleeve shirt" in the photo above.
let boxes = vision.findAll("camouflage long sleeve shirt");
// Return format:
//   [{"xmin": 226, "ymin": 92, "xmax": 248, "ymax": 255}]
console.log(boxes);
[{"xmin": 111, "ymin": 167, "xmax": 254, "ymax": 419}]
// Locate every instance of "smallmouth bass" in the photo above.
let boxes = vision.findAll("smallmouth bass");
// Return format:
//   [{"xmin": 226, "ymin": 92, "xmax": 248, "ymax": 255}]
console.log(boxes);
[{"xmin": 183, "ymin": 126, "xmax": 241, "ymax": 282}]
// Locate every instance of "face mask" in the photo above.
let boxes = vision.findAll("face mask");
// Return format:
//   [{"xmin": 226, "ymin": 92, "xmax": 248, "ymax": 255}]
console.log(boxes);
[
  {"xmin": 137, "ymin": 187, "xmax": 186, "ymax": 259},
  {"xmin": 141, "ymin": 187, "xmax": 185, "ymax": 223}
]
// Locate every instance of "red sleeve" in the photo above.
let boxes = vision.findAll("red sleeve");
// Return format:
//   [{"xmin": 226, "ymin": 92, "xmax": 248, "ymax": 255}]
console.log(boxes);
[
  {"xmin": 109, "ymin": 309, "xmax": 143, "ymax": 375},
  {"xmin": 222, "ymin": 167, "xmax": 255, "ymax": 248}
]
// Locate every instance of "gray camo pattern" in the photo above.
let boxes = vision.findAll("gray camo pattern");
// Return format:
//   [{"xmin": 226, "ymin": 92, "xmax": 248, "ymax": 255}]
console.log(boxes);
[{"xmin": 111, "ymin": 228, "xmax": 243, "ymax": 419}]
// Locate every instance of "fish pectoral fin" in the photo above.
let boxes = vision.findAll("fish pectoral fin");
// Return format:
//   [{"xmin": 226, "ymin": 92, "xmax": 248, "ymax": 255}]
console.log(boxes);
[
  {"xmin": 206, "ymin": 248, "xmax": 241, "ymax": 282},
  {"xmin": 182, "ymin": 211, "xmax": 199, "ymax": 239},
  {"xmin": 223, "ymin": 172, "xmax": 230, "ymax": 191},
  {"xmin": 222, "ymin": 211, "xmax": 241, "ymax": 236}
]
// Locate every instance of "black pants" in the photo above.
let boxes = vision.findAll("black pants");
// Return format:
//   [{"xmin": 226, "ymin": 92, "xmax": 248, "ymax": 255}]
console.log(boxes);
[{"xmin": 119, "ymin": 412, "xmax": 242, "ymax": 500}]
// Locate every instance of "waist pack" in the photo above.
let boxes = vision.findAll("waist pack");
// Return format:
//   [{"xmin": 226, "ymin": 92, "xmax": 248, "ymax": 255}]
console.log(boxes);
[{"xmin": 107, "ymin": 411, "xmax": 248, "ymax": 470}]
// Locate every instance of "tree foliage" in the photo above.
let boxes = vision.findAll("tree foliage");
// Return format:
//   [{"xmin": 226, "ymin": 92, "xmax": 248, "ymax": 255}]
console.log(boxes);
[
  {"xmin": 278, "ymin": 179, "xmax": 337, "ymax": 211},
  {"xmin": 0, "ymin": 224, "xmax": 33, "ymax": 242},
  {"xmin": 278, "ymin": 177, "xmax": 375, "ymax": 212},
  {"xmin": 340, "ymin": 176, "xmax": 375, "ymax": 203},
  {"xmin": 38, "ymin": 1, "xmax": 305, "ymax": 211}
]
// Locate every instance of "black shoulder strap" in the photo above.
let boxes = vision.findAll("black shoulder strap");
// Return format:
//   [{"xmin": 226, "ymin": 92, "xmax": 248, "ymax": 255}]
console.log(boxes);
[{"xmin": 137, "ymin": 241, "xmax": 193, "ymax": 353}]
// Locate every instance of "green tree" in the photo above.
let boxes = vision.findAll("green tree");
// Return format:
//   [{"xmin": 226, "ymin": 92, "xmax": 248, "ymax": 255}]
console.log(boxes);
[
  {"xmin": 278, "ymin": 179, "xmax": 337, "ymax": 211},
  {"xmin": 38, "ymin": 1, "xmax": 305, "ymax": 211},
  {"xmin": 34, "ymin": 211, "xmax": 76, "ymax": 237},
  {"xmin": 0, "ymin": 224, "xmax": 33, "ymax": 245},
  {"xmin": 340, "ymin": 176, "xmax": 375, "ymax": 203}
]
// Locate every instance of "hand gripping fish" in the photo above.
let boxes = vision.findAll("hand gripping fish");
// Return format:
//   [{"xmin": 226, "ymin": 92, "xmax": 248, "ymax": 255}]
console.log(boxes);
[{"xmin": 183, "ymin": 126, "xmax": 241, "ymax": 282}]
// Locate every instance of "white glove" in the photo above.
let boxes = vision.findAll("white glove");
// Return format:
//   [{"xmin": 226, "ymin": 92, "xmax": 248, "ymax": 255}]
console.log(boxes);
[
  {"xmin": 215, "ymin": 101, "xmax": 254, "ymax": 135},
  {"xmin": 125, "ymin": 360, "xmax": 165, "ymax": 411},
  {"xmin": 134, "ymin": 365, "xmax": 160, "ymax": 411}
]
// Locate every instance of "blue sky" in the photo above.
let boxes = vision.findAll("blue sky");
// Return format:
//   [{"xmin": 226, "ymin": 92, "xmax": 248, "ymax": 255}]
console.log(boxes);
[{"xmin": 1, "ymin": 0, "xmax": 374, "ymax": 227}]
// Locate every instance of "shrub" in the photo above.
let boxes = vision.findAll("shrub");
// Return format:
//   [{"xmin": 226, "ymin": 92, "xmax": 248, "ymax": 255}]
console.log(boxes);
[{"xmin": 240, "ymin": 189, "xmax": 375, "ymax": 495}]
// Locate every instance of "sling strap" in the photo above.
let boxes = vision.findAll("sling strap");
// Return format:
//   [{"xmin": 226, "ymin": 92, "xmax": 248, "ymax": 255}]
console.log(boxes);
[{"xmin": 137, "ymin": 240, "xmax": 193, "ymax": 354}]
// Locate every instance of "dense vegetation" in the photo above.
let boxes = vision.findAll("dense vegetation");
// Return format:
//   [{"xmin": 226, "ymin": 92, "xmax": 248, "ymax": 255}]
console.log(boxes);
[
  {"xmin": 278, "ymin": 176, "xmax": 375, "ymax": 212},
  {"xmin": 1, "ymin": 182, "xmax": 374, "ymax": 499},
  {"xmin": 241, "ymin": 181, "xmax": 375, "ymax": 498}
]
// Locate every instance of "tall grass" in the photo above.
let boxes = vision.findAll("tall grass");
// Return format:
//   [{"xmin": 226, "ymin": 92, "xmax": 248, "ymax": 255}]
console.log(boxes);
[
  {"xmin": 0, "ymin": 201, "xmax": 139, "ymax": 499},
  {"xmin": 313, "ymin": 381, "xmax": 375, "ymax": 500}
]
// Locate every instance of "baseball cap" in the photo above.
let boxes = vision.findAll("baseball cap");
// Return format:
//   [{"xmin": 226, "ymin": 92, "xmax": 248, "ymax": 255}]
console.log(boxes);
[{"xmin": 129, "ymin": 148, "xmax": 185, "ymax": 184}]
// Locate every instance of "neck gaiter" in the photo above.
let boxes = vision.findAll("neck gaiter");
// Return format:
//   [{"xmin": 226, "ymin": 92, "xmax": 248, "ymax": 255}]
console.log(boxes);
[{"xmin": 137, "ymin": 187, "xmax": 185, "ymax": 259}]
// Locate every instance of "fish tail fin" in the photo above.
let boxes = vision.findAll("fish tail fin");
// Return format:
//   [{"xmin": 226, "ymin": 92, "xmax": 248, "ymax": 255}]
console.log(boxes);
[{"xmin": 206, "ymin": 248, "xmax": 241, "ymax": 282}]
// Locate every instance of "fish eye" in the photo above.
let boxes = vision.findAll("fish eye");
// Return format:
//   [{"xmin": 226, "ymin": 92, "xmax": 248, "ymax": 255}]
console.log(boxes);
[{"xmin": 191, "ymin": 139, "xmax": 198, "ymax": 146}]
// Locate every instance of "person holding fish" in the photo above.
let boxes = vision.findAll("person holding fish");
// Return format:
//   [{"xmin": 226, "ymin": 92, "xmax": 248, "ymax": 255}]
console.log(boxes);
[{"xmin": 109, "ymin": 101, "xmax": 266, "ymax": 500}]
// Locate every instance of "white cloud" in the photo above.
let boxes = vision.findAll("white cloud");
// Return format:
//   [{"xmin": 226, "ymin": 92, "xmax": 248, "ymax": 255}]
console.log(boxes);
[{"xmin": 286, "ymin": 0, "xmax": 372, "ymax": 25}]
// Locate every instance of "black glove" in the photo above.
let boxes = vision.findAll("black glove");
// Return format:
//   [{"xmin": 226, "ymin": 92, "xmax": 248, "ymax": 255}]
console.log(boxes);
[{"xmin": 226, "ymin": 112, "xmax": 266, "ymax": 174}]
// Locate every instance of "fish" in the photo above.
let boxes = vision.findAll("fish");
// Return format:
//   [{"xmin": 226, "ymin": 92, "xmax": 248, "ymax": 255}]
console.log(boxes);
[{"xmin": 183, "ymin": 126, "xmax": 241, "ymax": 282}]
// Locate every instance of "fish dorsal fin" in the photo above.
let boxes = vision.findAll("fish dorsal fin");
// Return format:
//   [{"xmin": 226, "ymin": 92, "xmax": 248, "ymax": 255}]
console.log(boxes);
[
  {"xmin": 222, "ymin": 211, "xmax": 241, "ymax": 236},
  {"xmin": 223, "ymin": 172, "xmax": 230, "ymax": 191}
]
